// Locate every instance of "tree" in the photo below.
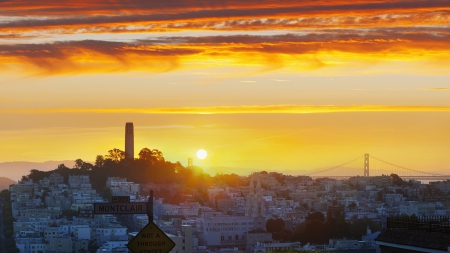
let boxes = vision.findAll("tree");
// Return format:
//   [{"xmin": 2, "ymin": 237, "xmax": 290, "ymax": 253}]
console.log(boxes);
[
  {"xmin": 7, "ymin": 248, "xmax": 20, "ymax": 253},
  {"xmin": 266, "ymin": 218, "xmax": 286, "ymax": 233},
  {"xmin": 74, "ymin": 159, "xmax": 93, "ymax": 171},
  {"xmin": 0, "ymin": 189, "xmax": 10, "ymax": 199},
  {"xmin": 106, "ymin": 148, "xmax": 125, "ymax": 162},
  {"xmin": 74, "ymin": 159, "xmax": 84, "ymax": 169},
  {"xmin": 82, "ymin": 162, "xmax": 93, "ymax": 171},
  {"xmin": 95, "ymin": 155, "xmax": 105, "ymax": 167},
  {"xmin": 58, "ymin": 164, "xmax": 69, "ymax": 170},
  {"xmin": 390, "ymin": 173, "xmax": 404, "ymax": 186},
  {"xmin": 4, "ymin": 229, "xmax": 13, "ymax": 238},
  {"xmin": 150, "ymin": 149, "xmax": 165, "ymax": 163},
  {"xmin": 266, "ymin": 218, "xmax": 291, "ymax": 241},
  {"xmin": 138, "ymin": 148, "xmax": 153, "ymax": 161},
  {"xmin": 138, "ymin": 148, "xmax": 165, "ymax": 164},
  {"xmin": 101, "ymin": 187, "xmax": 112, "ymax": 201},
  {"xmin": 306, "ymin": 211, "xmax": 325, "ymax": 222},
  {"xmin": 349, "ymin": 218, "xmax": 381, "ymax": 239},
  {"xmin": 3, "ymin": 216, "xmax": 14, "ymax": 225}
]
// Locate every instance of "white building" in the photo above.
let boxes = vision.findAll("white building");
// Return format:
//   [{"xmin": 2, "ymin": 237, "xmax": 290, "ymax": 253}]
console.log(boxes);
[
  {"xmin": 196, "ymin": 212, "xmax": 256, "ymax": 247},
  {"xmin": 15, "ymin": 237, "xmax": 46, "ymax": 253},
  {"xmin": 68, "ymin": 175, "xmax": 91, "ymax": 189},
  {"xmin": 384, "ymin": 193, "xmax": 405, "ymax": 206},
  {"xmin": 399, "ymin": 201, "xmax": 435, "ymax": 216}
]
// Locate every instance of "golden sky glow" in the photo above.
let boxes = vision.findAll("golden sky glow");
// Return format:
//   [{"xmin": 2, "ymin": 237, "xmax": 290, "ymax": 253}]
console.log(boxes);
[
  {"xmin": 2, "ymin": 105, "xmax": 450, "ymax": 114},
  {"xmin": 1, "ymin": 0, "xmax": 450, "ymax": 177}
]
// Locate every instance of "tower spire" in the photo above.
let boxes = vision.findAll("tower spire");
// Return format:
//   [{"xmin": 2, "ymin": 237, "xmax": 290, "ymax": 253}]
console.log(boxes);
[
  {"xmin": 249, "ymin": 174, "xmax": 255, "ymax": 195},
  {"xmin": 125, "ymin": 122, "xmax": 134, "ymax": 159},
  {"xmin": 256, "ymin": 175, "xmax": 261, "ymax": 193}
]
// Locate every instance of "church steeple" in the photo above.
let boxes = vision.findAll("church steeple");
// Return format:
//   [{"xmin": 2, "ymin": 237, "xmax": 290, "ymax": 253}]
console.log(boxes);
[
  {"xmin": 256, "ymin": 175, "xmax": 261, "ymax": 193},
  {"xmin": 246, "ymin": 172, "xmax": 266, "ymax": 218},
  {"xmin": 249, "ymin": 175, "xmax": 255, "ymax": 195}
]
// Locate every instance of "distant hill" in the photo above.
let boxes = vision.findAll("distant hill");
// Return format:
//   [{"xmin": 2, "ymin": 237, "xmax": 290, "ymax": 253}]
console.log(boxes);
[
  {"xmin": 0, "ymin": 161, "xmax": 75, "ymax": 181},
  {"xmin": 0, "ymin": 176, "xmax": 15, "ymax": 190}
]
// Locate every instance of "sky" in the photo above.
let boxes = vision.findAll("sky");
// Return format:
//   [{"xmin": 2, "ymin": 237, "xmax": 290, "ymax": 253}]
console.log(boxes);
[{"xmin": 1, "ymin": 0, "xmax": 450, "ymax": 176}]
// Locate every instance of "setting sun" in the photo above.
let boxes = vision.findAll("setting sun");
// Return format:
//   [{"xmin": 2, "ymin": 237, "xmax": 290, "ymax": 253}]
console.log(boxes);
[{"xmin": 197, "ymin": 149, "xmax": 207, "ymax": 160}]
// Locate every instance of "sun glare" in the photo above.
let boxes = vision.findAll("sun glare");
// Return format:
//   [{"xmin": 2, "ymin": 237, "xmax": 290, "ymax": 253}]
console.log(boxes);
[{"xmin": 197, "ymin": 149, "xmax": 207, "ymax": 159}]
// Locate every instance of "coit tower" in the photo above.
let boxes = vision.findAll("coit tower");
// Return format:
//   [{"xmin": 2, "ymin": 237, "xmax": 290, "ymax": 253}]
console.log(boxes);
[{"xmin": 125, "ymin": 122, "xmax": 134, "ymax": 159}]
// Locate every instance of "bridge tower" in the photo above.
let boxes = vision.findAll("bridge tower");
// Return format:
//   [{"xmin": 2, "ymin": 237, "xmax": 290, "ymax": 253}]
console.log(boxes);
[{"xmin": 364, "ymin": 153, "xmax": 369, "ymax": 176}]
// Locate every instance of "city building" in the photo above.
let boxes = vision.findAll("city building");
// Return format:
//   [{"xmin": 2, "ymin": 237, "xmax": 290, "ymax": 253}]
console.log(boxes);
[{"xmin": 196, "ymin": 212, "xmax": 256, "ymax": 248}]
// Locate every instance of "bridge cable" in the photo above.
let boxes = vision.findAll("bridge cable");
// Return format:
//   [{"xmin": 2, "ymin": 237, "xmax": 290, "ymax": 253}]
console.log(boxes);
[
  {"xmin": 301, "ymin": 155, "xmax": 364, "ymax": 176},
  {"xmin": 370, "ymin": 155, "xmax": 444, "ymax": 176}
]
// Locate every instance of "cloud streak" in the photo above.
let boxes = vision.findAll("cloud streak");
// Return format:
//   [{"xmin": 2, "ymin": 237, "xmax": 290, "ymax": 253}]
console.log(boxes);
[
  {"xmin": 1, "ymin": 30, "xmax": 449, "ymax": 75},
  {"xmin": 2, "ymin": 105, "xmax": 450, "ymax": 114},
  {"xmin": 1, "ymin": 1, "xmax": 450, "ymax": 75},
  {"xmin": 0, "ymin": 1, "xmax": 449, "ymax": 34},
  {"xmin": 420, "ymin": 88, "xmax": 450, "ymax": 91}
]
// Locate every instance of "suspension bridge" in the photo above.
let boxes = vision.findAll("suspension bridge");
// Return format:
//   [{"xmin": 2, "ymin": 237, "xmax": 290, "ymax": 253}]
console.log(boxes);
[{"xmin": 299, "ymin": 154, "xmax": 450, "ymax": 180}]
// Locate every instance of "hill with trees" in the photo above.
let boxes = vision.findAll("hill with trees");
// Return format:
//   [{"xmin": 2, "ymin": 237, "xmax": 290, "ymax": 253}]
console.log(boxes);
[{"xmin": 20, "ymin": 148, "xmax": 203, "ymax": 192}]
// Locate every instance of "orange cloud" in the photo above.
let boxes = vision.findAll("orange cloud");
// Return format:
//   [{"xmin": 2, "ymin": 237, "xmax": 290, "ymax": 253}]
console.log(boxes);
[
  {"xmin": 2, "ymin": 1, "xmax": 450, "ymax": 75},
  {"xmin": 0, "ymin": 1, "xmax": 449, "ymax": 34},
  {"xmin": 2, "ymin": 105, "xmax": 450, "ymax": 114},
  {"xmin": 1, "ymin": 32, "xmax": 449, "ymax": 74}
]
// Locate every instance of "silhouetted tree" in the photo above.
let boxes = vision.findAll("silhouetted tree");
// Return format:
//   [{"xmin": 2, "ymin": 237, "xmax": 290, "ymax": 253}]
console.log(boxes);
[
  {"xmin": 106, "ymin": 148, "xmax": 125, "ymax": 162},
  {"xmin": 292, "ymin": 212, "xmax": 329, "ymax": 245},
  {"xmin": 95, "ymin": 155, "xmax": 105, "ymax": 167},
  {"xmin": 74, "ymin": 159, "xmax": 93, "ymax": 171},
  {"xmin": 74, "ymin": 159, "xmax": 84, "ymax": 169},
  {"xmin": 266, "ymin": 218, "xmax": 291, "ymax": 241},
  {"xmin": 306, "ymin": 211, "xmax": 325, "ymax": 222},
  {"xmin": 349, "ymin": 218, "xmax": 381, "ymax": 239},
  {"xmin": 138, "ymin": 148, "xmax": 165, "ymax": 164},
  {"xmin": 4, "ymin": 229, "xmax": 13, "ymax": 238},
  {"xmin": 138, "ymin": 148, "xmax": 153, "ymax": 161},
  {"xmin": 390, "ymin": 173, "xmax": 404, "ymax": 186},
  {"xmin": 266, "ymin": 218, "xmax": 286, "ymax": 233}
]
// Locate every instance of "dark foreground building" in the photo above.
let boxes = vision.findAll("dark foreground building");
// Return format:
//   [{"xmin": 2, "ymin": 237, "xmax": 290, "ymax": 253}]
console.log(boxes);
[{"xmin": 375, "ymin": 216, "xmax": 450, "ymax": 253}]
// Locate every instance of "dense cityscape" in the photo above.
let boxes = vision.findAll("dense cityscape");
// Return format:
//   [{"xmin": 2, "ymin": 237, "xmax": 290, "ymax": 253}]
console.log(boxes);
[{"xmin": 1, "ymin": 123, "xmax": 449, "ymax": 253}]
